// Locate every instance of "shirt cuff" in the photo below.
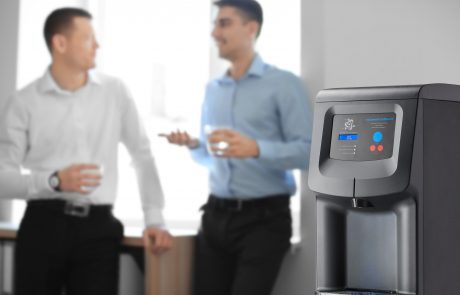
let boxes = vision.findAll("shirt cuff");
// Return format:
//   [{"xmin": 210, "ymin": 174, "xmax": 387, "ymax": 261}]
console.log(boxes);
[
  {"xmin": 28, "ymin": 171, "xmax": 55, "ymax": 198},
  {"xmin": 143, "ymin": 207, "xmax": 165, "ymax": 227},
  {"xmin": 256, "ymin": 140, "xmax": 277, "ymax": 160},
  {"xmin": 187, "ymin": 139, "xmax": 201, "ymax": 150}
]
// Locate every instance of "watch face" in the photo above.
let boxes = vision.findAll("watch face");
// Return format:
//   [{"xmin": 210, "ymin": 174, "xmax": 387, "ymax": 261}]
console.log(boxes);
[{"xmin": 50, "ymin": 176, "xmax": 59, "ymax": 189}]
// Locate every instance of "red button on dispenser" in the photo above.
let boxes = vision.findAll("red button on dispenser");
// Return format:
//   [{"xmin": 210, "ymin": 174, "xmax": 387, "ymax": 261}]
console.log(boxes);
[
  {"xmin": 378, "ymin": 145, "xmax": 384, "ymax": 152},
  {"xmin": 370, "ymin": 145, "xmax": 376, "ymax": 152}
]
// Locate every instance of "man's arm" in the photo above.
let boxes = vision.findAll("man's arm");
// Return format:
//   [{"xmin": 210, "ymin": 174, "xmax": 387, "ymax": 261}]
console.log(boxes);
[
  {"xmin": 0, "ymin": 171, "xmax": 34, "ymax": 199},
  {"xmin": 255, "ymin": 74, "xmax": 313, "ymax": 170},
  {"xmin": 158, "ymin": 97, "xmax": 213, "ymax": 168},
  {"xmin": 0, "ymin": 96, "xmax": 103, "ymax": 198},
  {"xmin": 118, "ymin": 81, "xmax": 172, "ymax": 254},
  {"xmin": 0, "ymin": 96, "xmax": 55, "ymax": 199},
  {"xmin": 119, "ymin": 89, "xmax": 165, "ymax": 226},
  {"xmin": 189, "ymin": 99, "xmax": 213, "ymax": 166}
]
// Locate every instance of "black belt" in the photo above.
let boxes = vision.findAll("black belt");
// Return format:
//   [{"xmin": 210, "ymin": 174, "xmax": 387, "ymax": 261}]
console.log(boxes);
[
  {"xmin": 206, "ymin": 194, "xmax": 290, "ymax": 212},
  {"xmin": 27, "ymin": 199, "xmax": 112, "ymax": 218}
]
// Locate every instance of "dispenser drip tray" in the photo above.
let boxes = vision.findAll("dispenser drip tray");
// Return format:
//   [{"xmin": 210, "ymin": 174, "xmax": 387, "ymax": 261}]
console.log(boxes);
[{"xmin": 316, "ymin": 290, "xmax": 398, "ymax": 295}]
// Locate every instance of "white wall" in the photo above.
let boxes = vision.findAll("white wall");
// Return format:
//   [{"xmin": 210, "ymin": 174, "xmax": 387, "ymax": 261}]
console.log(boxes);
[
  {"xmin": 272, "ymin": 0, "xmax": 460, "ymax": 294},
  {"xmin": 271, "ymin": 0, "xmax": 323, "ymax": 293},
  {"xmin": 323, "ymin": 0, "xmax": 460, "ymax": 89},
  {"xmin": 0, "ymin": 0, "xmax": 19, "ymax": 221},
  {"xmin": 0, "ymin": 0, "xmax": 18, "ymax": 108}
]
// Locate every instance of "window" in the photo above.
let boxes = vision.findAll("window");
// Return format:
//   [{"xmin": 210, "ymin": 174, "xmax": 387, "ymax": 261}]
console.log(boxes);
[{"xmin": 14, "ymin": 0, "xmax": 302, "ymax": 239}]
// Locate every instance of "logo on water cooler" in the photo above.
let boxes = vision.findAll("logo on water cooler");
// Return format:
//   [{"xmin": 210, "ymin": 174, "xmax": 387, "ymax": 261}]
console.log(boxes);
[{"xmin": 344, "ymin": 118, "xmax": 356, "ymax": 131}]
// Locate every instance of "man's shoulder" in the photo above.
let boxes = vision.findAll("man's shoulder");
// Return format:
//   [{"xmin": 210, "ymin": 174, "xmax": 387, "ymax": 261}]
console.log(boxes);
[
  {"xmin": 13, "ymin": 78, "xmax": 42, "ymax": 103},
  {"xmin": 2, "ymin": 80, "xmax": 39, "ymax": 117},
  {"xmin": 205, "ymin": 78, "xmax": 224, "ymax": 91},
  {"xmin": 91, "ymin": 73, "xmax": 135, "ymax": 107},
  {"xmin": 91, "ymin": 72, "xmax": 125, "ymax": 88},
  {"xmin": 263, "ymin": 66, "xmax": 308, "ymax": 96},
  {"xmin": 264, "ymin": 65, "xmax": 301, "ymax": 84}
]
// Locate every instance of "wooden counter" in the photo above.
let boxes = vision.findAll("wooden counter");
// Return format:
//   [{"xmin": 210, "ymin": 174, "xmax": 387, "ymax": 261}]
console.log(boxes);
[{"xmin": 0, "ymin": 222, "xmax": 195, "ymax": 295}]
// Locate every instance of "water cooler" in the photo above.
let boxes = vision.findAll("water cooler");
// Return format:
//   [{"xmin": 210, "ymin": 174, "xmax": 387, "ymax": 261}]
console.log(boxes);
[{"xmin": 308, "ymin": 84, "xmax": 460, "ymax": 295}]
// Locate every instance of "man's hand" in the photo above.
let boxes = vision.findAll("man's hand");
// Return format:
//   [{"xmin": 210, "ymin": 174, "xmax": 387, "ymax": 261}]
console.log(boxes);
[
  {"xmin": 58, "ymin": 163, "xmax": 102, "ymax": 194},
  {"xmin": 159, "ymin": 130, "xmax": 199, "ymax": 148},
  {"xmin": 143, "ymin": 226, "xmax": 174, "ymax": 255},
  {"xmin": 208, "ymin": 129, "xmax": 259, "ymax": 158}
]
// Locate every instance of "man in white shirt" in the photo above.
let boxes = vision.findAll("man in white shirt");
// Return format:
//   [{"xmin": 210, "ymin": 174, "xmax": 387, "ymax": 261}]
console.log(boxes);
[{"xmin": 0, "ymin": 7, "xmax": 172, "ymax": 295}]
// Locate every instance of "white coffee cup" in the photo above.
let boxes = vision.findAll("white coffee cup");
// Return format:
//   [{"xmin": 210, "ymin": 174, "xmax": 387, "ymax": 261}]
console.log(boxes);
[
  {"xmin": 81, "ymin": 164, "xmax": 104, "ymax": 193},
  {"xmin": 204, "ymin": 125, "xmax": 229, "ymax": 156}
]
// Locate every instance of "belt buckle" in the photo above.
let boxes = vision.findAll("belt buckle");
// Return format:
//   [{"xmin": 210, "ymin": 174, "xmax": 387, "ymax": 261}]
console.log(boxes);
[
  {"xmin": 229, "ymin": 199, "xmax": 243, "ymax": 212},
  {"xmin": 64, "ymin": 202, "xmax": 90, "ymax": 217}
]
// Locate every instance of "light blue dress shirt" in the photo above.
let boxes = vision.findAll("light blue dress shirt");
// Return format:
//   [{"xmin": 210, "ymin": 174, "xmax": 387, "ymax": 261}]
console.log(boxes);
[{"xmin": 191, "ymin": 54, "xmax": 313, "ymax": 199}]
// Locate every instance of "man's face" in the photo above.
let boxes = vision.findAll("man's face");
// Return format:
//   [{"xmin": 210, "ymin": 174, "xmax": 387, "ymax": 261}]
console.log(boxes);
[
  {"xmin": 56, "ymin": 17, "xmax": 99, "ymax": 71},
  {"xmin": 211, "ymin": 6, "xmax": 257, "ymax": 61}
]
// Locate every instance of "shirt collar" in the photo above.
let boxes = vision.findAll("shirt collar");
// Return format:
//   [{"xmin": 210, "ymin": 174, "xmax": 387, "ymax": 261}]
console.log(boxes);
[
  {"xmin": 246, "ymin": 54, "xmax": 265, "ymax": 78},
  {"xmin": 38, "ymin": 67, "xmax": 101, "ymax": 95},
  {"xmin": 218, "ymin": 53, "xmax": 266, "ymax": 84}
]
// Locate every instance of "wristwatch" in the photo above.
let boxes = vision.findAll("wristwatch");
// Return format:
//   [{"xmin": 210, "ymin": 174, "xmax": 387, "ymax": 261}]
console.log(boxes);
[{"xmin": 49, "ymin": 171, "xmax": 61, "ymax": 192}]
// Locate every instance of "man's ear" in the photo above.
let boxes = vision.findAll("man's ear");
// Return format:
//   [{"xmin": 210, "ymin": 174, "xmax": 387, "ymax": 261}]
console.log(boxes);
[
  {"xmin": 247, "ymin": 21, "xmax": 259, "ymax": 40},
  {"xmin": 51, "ymin": 34, "xmax": 67, "ymax": 54}
]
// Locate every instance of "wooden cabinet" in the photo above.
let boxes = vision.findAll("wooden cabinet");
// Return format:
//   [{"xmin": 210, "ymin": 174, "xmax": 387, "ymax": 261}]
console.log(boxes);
[
  {"xmin": 145, "ymin": 236, "xmax": 194, "ymax": 295},
  {"xmin": 0, "ymin": 223, "xmax": 195, "ymax": 295}
]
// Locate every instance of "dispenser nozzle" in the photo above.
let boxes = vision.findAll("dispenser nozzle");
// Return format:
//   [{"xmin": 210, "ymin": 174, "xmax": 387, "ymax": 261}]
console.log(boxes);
[{"xmin": 352, "ymin": 197, "xmax": 374, "ymax": 208}]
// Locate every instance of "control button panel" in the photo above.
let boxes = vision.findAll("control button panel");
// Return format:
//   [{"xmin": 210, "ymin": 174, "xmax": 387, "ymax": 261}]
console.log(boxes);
[{"xmin": 330, "ymin": 113, "xmax": 396, "ymax": 161}]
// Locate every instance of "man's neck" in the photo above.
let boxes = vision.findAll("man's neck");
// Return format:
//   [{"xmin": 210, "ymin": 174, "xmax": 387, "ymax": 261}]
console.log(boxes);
[
  {"xmin": 228, "ymin": 51, "xmax": 256, "ymax": 80},
  {"xmin": 50, "ymin": 63, "xmax": 88, "ymax": 92}
]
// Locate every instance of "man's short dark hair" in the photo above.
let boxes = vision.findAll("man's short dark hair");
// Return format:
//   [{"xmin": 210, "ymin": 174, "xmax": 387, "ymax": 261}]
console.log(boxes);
[
  {"xmin": 43, "ymin": 7, "xmax": 92, "ymax": 53},
  {"xmin": 214, "ymin": 0, "xmax": 263, "ymax": 38}
]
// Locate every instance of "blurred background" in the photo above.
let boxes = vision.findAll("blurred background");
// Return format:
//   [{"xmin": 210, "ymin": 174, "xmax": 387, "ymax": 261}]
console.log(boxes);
[{"xmin": 1, "ymin": 0, "xmax": 460, "ymax": 294}]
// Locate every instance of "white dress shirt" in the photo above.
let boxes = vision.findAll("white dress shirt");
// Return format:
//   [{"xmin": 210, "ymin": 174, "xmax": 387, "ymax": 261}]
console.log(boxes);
[{"xmin": 0, "ymin": 69, "xmax": 164, "ymax": 226}]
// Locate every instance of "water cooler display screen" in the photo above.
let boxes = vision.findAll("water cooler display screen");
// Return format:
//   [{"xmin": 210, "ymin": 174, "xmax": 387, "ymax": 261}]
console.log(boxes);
[{"xmin": 330, "ymin": 113, "xmax": 396, "ymax": 161}]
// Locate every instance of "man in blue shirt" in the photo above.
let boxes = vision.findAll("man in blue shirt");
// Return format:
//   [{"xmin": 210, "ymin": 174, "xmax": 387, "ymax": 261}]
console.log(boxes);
[{"xmin": 161, "ymin": 0, "xmax": 312, "ymax": 294}]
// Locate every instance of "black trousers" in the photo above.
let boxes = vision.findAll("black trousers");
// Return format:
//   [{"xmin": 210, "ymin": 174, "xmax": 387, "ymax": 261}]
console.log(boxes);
[
  {"xmin": 193, "ymin": 195, "xmax": 292, "ymax": 295},
  {"xmin": 14, "ymin": 200, "xmax": 124, "ymax": 295}
]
